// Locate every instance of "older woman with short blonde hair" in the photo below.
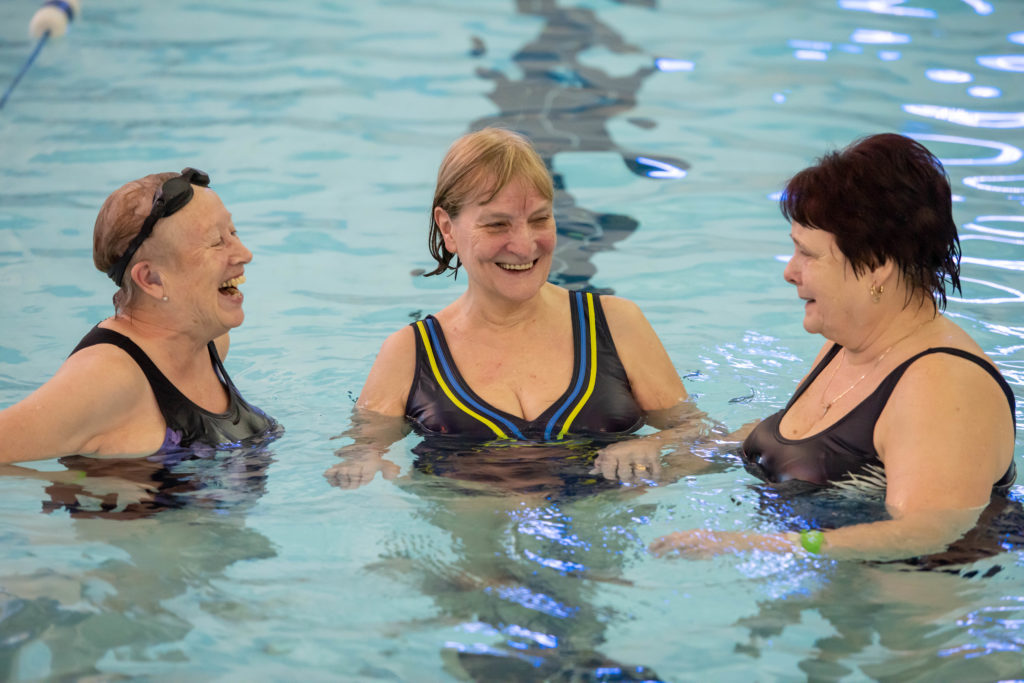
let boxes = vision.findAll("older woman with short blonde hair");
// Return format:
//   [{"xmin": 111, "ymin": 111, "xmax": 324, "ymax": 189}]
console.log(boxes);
[{"xmin": 0, "ymin": 168, "xmax": 277, "ymax": 463}]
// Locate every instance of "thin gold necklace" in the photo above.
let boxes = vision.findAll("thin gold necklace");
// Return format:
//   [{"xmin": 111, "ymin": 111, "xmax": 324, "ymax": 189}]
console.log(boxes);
[{"xmin": 820, "ymin": 319, "xmax": 931, "ymax": 417}]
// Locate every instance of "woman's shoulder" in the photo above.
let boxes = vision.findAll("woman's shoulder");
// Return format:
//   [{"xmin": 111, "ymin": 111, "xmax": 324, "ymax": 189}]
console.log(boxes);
[
  {"xmin": 65, "ymin": 325, "xmax": 149, "ymax": 377},
  {"xmin": 886, "ymin": 317, "xmax": 1012, "ymax": 421},
  {"xmin": 923, "ymin": 315, "xmax": 990, "ymax": 358},
  {"xmin": 885, "ymin": 316, "xmax": 1000, "ymax": 381},
  {"xmin": 380, "ymin": 324, "xmax": 417, "ymax": 356},
  {"xmin": 592, "ymin": 293, "xmax": 645, "ymax": 324},
  {"xmin": 357, "ymin": 325, "xmax": 417, "ymax": 416},
  {"xmin": 60, "ymin": 328, "xmax": 157, "ymax": 410},
  {"xmin": 878, "ymin": 320, "xmax": 1015, "ymax": 491},
  {"xmin": 0, "ymin": 329, "xmax": 159, "ymax": 461}
]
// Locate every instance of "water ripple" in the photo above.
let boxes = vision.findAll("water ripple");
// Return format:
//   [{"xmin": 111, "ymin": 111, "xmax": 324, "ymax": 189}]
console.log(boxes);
[{"xmin": 903, "ymin": 104, "xmax": 1024, "ymax": 128}]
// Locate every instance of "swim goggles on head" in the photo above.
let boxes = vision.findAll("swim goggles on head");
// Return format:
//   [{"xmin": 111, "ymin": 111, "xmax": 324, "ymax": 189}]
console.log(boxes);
[{"xmin": 107, "ymin": 167, "xmax": 211, "ymax": 287}]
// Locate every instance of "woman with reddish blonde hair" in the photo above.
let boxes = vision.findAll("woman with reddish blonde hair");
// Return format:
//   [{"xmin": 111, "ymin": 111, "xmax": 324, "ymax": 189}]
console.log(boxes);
[{"xmin": 327, "ymin": 128, "xmax": 706, "ymax": 491}]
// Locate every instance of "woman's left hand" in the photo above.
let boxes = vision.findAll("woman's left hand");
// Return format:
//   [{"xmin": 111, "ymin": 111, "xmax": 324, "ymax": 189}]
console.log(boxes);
[
  {"xmin": 592, "ymin": 437, "xmax": 663, "ymax": 483},
  {"xmin": 650, "ymin": 529, "xmax": 796, "ymax": 558}
]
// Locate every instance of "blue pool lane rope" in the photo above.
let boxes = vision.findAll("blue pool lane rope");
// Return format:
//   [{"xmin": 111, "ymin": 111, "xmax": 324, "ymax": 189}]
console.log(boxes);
[{"xmin": 0, "ymin": 0, "xmax": 81, "ymax": 111}]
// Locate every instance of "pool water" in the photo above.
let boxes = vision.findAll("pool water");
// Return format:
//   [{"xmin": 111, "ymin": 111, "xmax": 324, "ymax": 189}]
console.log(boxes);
[{"xmin": 1, "ymin": 0, "xmax": 1023, "ymax": 679}]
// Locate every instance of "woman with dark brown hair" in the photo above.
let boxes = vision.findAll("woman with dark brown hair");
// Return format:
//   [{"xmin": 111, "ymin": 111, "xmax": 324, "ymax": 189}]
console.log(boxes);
[{"xmin": 653, "ymin": 133, "xmax": 1016, "ymax": 561}]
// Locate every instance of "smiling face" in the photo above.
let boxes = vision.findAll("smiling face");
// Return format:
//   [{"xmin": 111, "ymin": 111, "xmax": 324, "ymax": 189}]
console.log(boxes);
[
  {"xmin": 147, "ymin": 188, "xmax": 253, "ymax": 338},
  {"xmin": 783, "ymin": 221, "xmax": 872, "ymax": 339},
  {"xmin": 436, "ymin": 178, "xmax": 556, "ymax": 305}
]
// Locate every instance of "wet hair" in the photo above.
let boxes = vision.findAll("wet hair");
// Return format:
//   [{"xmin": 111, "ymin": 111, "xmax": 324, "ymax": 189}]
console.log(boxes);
[
  {"xmin": 780, "ymin": 133, "xmax": 961, "ymax": 310},
  {"xmin": 426, "ymin": 127, "xmax": 554, "ymax": 277},
  {"xmin": 93, "ymin": 172, "xmax": 177, "ymax": 312}
]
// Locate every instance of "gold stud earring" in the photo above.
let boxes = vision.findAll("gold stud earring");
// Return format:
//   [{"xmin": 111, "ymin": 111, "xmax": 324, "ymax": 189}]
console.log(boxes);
[{"xmin": 869, "ymin": 284, "xmax": 883, "ymax": 303}]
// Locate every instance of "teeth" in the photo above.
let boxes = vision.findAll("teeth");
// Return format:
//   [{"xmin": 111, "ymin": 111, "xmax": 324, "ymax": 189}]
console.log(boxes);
[
  {"xmin": 220, "ymin": 275, "xmax": 246, "ymax": 289},
  {"xmin": 499, "ymin": 263, "xmax": 533, "ymax": 271}
]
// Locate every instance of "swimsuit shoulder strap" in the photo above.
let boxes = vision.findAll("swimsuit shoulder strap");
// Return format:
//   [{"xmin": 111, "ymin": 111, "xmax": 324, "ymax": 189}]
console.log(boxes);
[
  {"xmin": 71, "ymin": 326, "xmax": 183, "ymax": 407},
  {"xmin": 205, "ymin": 340, "xmax": 242, "ymax": 399},
  {"xmin": 831, "ymin": 346, "xmax": 1018, "ymax": 438},
  {"xmin": 894, "ymin": 347, "xmax": 1016, "ymax": 425},
  {"xmin": 541, "ymin": 290, "xmax": 594, "ymax": 440}
]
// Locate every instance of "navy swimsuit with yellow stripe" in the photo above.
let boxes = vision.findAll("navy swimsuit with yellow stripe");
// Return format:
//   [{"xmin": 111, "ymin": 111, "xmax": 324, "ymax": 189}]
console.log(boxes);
[{"xmin": 405, "ymin": 291, "xmax": 644, "ymax": 442}]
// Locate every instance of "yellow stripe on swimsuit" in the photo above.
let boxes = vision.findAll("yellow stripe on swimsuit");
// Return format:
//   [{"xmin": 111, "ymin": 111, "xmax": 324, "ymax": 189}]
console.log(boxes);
[
  {"xmin": 414, "ymin": 321, "xmax": 509, "ymax": 439},
  {"xmin": 556, "ymin": 292, "xmax": 598, "ymax": 439}
]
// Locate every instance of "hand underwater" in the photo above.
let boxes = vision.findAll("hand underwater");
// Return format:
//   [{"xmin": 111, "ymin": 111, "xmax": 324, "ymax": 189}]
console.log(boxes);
[
  {"xmin": 324, "ymin": 446, "xmax": 399, "ymax": 489},
  {"xmin": 649, "ymin": 529, "xmax": 799, "ymax": 559},
  {"xmin": 592, "ymin": 437, "xmax": 663, "ymax": 483}
]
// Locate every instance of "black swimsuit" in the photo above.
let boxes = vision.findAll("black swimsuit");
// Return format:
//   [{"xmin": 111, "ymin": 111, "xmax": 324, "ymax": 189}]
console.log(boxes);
[
  {"xmin": 71, "ymin": 326, "xmax": 278, "ymax": 452},
  {"xmin": 742, "ymin": 344, "xmax": 1017, "ymax": 490},
  {"xmin": 405, "ymin": 291, "xmax": 644, "ymax": 441}
]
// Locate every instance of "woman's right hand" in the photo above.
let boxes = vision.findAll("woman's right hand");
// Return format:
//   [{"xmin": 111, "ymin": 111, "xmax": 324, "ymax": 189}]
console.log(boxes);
[
  {"xmin": 324, "ymin": 445, "xmax": 400, "ymax": 489},
  {"xmin": 592, "ymin": 437, "xmax": 663, "ymax": 483}
]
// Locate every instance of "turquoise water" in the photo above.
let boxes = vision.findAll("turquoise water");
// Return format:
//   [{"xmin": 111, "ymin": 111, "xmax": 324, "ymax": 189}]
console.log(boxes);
[{"xmin": 1, "ymin": 0, "xmax": 1023, "ymax": 679}]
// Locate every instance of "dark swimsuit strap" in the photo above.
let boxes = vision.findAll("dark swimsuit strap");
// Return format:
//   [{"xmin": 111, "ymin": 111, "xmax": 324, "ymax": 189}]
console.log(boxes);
[
  {"xmin": 896, "ymin": 347, "xmax": 1016, "ymax": 424},
  {"xmin": 777, "ymin": 343, "xmax": 1017, "ymax": 489},
  {"xmin": 71, "ymin": 326, "xmax": 232, "ymax": 417},
  {"xmin": 787, "ymin": 344, "xmax": 1015, "ymax": 425}
]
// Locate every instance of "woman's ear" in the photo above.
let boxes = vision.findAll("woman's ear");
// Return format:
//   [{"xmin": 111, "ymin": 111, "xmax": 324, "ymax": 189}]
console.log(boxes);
[
  {"xmin": 130, "ymin": 261, "xmax": 165, "ymax": 300},
  {"xmin": 871, "ymin": 258, "xmax": 896, "ymax": 288},
  {"xmin": 435, "ymin": 206, "xmax": 457, "ymax": 254}
]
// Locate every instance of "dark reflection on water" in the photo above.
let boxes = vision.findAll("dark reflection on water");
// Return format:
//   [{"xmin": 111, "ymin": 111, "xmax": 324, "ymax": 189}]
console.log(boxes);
[
  {"xmin": 379, "ymin": 434, "xmax": 730, "ymax": 682},
  {"xmin": 0, "ymin": 433, "xmax": 281, "ymax": 680},
  {"xmin": 411, "ymin": 437, "xmax": 626, "ymax": 500},
  {"xmin": 468, "ymin": 0, "xmax": 688, "ymax": 291},
  {"xmin": 734, "ymin": 558, "xmax": 1024, "ymax": 681},
  {"xmin": 40, "ymin": 429, "xmax": 281, "ymax": 520},
  {"xmin": 729, "ymin": 477, "xmax": 1024, "ymax": 676}
]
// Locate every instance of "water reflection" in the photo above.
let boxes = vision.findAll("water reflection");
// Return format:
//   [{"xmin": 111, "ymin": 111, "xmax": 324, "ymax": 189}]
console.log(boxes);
[
  {"xmin": 965, "ymin": 216, "xmax": 1024, "ymax": 239},
  {"xmin": 902, "ymin": 104, "xmax": 1024, "ymax": 129},
  {"xmin": 723, "ymin": 473, "xmax": 1024, "ymax": 674},
  {"xmin": 794, "ymin": 50, "xmax": 828, "ymax": 62},
  {"xmin": 908, "ymin": 133, "xmax": 1022, "ymax": 165},
  {"xmin": 850, "ymin": 29, "xmax": 911, "ymax": 44},
  {"xmin": 977, "ymin": 55, "xmax": 1024, "ymax": 73},
  {"xmin": 734, "ymin": 563, "xmax": 1024, "ymax": 679},
  {"xmin": 968, "ymin": 86, "xmax": 1002, "ymax": 98},
  {"xmin": 948, "ymin": 276, "xmax": 1024, "ymax": 305},
  {"xmin": 838, "ymin": 0, "xmax": 936, "ymax": 18},
  {"xmin": 962, "ymin": 174, "xmax": 1024, "ymax": 193},
  {"xmin": 466, "ymin": 0, "xmax": 690, "ymax": 290},
  {"xmin": 0, "ymin": 438, "xmax": 279, "ymax": 679},
  {"xmin": 962, "ymin": 0, "xmax": 994, "ymax": 15},
  {"xmin": 925, "ymin": 69, "xmax": 973, "ymax": 83},
  {"xmin": 366, "ymin": 436, "xmax": 725, "ymax": 681}
]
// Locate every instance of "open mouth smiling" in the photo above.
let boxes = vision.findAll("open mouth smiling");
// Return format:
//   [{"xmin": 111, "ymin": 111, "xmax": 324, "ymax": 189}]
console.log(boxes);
[
  {"xmin": 498, "ymin": 260, "xmax": 536, "ymax": 271},
  {"xmin": 219, "ymin": 275, "xmax": 245, "ymax": 296}
]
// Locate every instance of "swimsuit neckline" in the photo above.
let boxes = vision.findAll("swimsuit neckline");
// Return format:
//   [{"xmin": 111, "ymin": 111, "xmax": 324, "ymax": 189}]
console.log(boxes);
[
  {"xmin": 423, "ymin": 304, "xmax": 583, "ymax": 427},
  {"xmin": 773, "ymin": 344, "xmax": 1011, "ymax": 445}
]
